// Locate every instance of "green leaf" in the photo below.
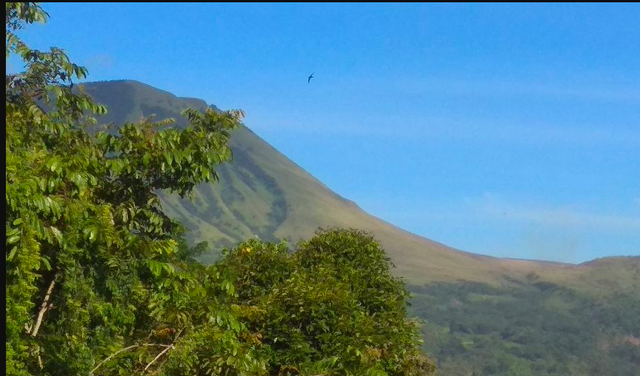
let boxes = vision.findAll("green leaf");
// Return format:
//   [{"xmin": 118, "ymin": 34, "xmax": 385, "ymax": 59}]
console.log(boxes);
[
  {"xmin": 7, "ymin": 235, "xmax": 21, "ymax": 245},
  {"xmin": 41, "ymin": 257, "xmax": 52, "ymax": 271},
  {"xmin": 7, "ymin": 246, "xmax": 18, "ymax": 261},
  {"xmin": 49, "ymin": 226, "xmax": 63, "ymax": 245},
  {"xmin": 164, "ymin": 153, "xmax": 173, "ymax": 166}
]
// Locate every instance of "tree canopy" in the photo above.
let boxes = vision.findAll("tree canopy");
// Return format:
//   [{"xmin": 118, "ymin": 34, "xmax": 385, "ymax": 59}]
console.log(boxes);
[{"xmin": 5, "ymin": 3, "xmax": 434, "ymax": 375}]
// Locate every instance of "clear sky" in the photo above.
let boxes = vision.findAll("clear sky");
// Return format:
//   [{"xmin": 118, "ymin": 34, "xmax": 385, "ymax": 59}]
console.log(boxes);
[{"xmin": 12, "ymin": 3, "xmax": 640, "ymax": 263}]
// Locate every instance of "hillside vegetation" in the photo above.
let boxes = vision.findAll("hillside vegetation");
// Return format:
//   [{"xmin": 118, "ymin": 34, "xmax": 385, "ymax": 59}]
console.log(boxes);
[{"xmin": 82, "ymin": 80, "xmax": 640, "ymax": 375}]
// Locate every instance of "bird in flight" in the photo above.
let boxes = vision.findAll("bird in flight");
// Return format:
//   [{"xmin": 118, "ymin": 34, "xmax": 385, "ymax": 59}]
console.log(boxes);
[{"xmin": 308, "ymin": 73, "xmax": 314, "ymax": 83}]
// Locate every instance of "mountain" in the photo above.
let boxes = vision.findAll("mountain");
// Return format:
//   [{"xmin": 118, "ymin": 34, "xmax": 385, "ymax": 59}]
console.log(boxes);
[
  {"xmin": 80, "ymin": 80, "xmax": 604, "ymax": 285},
  {"xmin": 82, "ymin": 80, "xmax": 640, "ymax": 376},
  {"xmin": 81, "ymin": 80, "xmax": 493, "ymax": 281}
]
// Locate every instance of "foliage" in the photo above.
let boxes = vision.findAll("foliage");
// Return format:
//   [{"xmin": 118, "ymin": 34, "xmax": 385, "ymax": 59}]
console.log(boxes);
[
  {"xmin": 6, "ymin": 4, "xmax": 433, "ymax": 375},
  {"xmin": 409, "ymin": 281, "xmax": 640, "ymax": 376},
  {"xmin": 219, "ymin": 228, "xmax": 436, "ymax": 376},
  {"xmin": 6, "ymin": 3, "xmax": 250, "ymax": 375}
]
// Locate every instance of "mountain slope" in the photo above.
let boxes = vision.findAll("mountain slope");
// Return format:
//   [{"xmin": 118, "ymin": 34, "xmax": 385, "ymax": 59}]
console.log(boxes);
[
  {"xmin": 82, "ymin": 80, "xmax": 640, "ymax": 376},
  {"xmin": 81, "ymin": 80, "xmax": 637, "ymax": 289},
  {"xmin": 81, "ymin": 80, "xmax": 495, "ymax": 282}
]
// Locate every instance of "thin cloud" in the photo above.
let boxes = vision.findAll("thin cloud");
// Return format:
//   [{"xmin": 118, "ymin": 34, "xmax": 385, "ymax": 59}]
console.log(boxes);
[
  {"xmin": 394, "ymin": 78, "xmax": 640, "ymax": 105},
  {"xmin": 519, "ymin": 229, "xmax": 580, "ymax": 263},
  {"xmin": 471, "ymin": 194, "xmax": 640, "ymax": 232},
  {"xmin": 86, "ymin": 54, "xmax": 115, "ymax": 70},
  {"xmin": 252, "ymin": 114, "xmax": 640, "ymax": 148}
]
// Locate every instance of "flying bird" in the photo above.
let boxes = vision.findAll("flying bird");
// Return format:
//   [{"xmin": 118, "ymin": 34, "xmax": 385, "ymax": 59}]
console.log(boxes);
[{"xmin": 307, "ymin": 73, "xmax": 314, "ymax": 83}]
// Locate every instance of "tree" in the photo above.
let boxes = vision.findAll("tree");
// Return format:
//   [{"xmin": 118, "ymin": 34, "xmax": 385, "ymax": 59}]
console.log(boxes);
[
  {"xmin": 6, "ymin": 3, "xmax": 254, "ymax": 375},
  {"xmin": 219, "ymin": 228, "xmax": 437, "ymax": 376}
]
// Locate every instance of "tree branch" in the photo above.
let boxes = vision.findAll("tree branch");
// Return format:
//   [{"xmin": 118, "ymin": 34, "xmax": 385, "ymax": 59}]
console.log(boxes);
[
  {"xmin": 143, "ymin": 344, "xmax": 174, "ymax": 372},
  {"xmin": 30, "ymin": 275, "xmax": 57, "ymax": 337},
  {"xmin": 143, "ymin": 328, "xmax": 183, "ymax": 373},
  {"xmin": 90, "ymin": 345, "xmax": 138, "ymax": 375},
  {"xmin": 90, "ymin": 344, "xmax": 172, "ymax": 375}
]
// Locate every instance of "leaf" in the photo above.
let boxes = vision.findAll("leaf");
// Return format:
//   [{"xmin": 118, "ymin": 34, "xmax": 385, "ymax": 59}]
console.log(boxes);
[
  {"xmin": 7, "ymin": 246, "xmax": 18, "ymax": 261},
  {"xmin": 41, "ymin": 257, "xmax": 52, "ymax": 271},
  {"xmin": 164, "ymin": 153, "xmax": 173, "ymax": 166},
  {"xmin": 147, "ymin": 260, "xmax": 162, "ymax": 277},
  {"xmin": 83, "ymin": 226, "xmax": 98, "ymax": 242},
  {"xmin": 49, "ymin": 226, "xmax": 63, "ymax": 245},
  {"xmin": 6, "ymin": 227, "xmax": 20, "ymax": 237},
  {"xmin": 7, "ymin": 234, "xmax": 21, "ymax": 245}
]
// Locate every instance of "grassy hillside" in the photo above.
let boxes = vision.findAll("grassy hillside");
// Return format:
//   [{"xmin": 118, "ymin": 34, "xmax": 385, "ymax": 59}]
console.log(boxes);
[
  {"xmin": 82, "ymin": 80, "xmax": 495, "ymax": 282},
  {"xmin": 83, "ymin": 80, "xmax": 640, "ymax": 375},
  {"xmin": 82, "ymin": 81, "xmax": 558, "ymax": 283}
]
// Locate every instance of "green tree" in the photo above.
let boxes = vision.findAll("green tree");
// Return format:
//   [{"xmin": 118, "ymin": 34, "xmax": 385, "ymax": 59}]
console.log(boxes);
[
  {"xmin": 219, "ymin": 228, "xmax": 436, "ymax": 376},
  {"xmin": 6, "ymin": 3, "xmax": 256, "ymax": 375}
]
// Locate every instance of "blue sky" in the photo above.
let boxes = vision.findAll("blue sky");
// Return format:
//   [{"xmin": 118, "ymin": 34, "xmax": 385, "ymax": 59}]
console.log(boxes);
[{"xmin": 11, "ymin": 3, "xmax": 640, "ymax": 263}]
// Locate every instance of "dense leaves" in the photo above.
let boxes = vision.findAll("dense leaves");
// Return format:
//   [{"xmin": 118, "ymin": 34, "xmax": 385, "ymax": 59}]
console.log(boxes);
[
  {"xmin": 220, "ymin": 229, "xmax": 436, "ymax": 376},
  {"xmin": 409, "ymin": 281, "xmax": 640, "ymax": 376},
  {"xmin": 6, "ymin": 4, "xmax": 434, "ymax": 376},
  {"xmin": 6, "ymin": 3, "xmax": 248, "ymax": 375}
]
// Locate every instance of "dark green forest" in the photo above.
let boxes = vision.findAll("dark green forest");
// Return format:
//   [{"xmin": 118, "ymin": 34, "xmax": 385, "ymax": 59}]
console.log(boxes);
[{"xmin": 409, "ymin": 281, "xmax": 640, "ymax": 376}]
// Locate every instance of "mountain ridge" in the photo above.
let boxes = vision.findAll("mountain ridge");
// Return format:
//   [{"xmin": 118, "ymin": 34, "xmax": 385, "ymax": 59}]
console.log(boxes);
[{"xmin": 80, "ymin": 80, "xmax": 635, "ymax": 290}]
